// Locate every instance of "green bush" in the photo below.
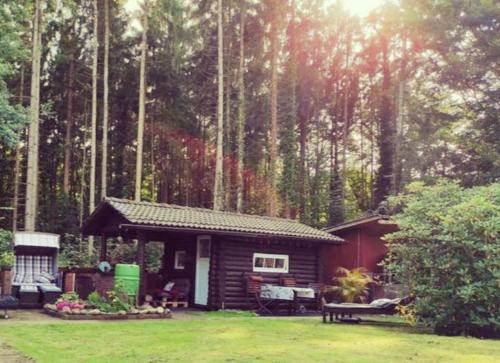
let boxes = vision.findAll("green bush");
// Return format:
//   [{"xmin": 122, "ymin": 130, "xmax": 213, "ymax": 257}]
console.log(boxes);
[
  {"xmin": 0, "ymin": 251, "xmax": 14, "ymax": 268},
  {"xmin": 59, "ymin": 292, "xmax": 80, "ymax": 303},
  {"xmin": 0, "ymin": 229, "xmax": 12, "ymax": 254},
  {"xmin": 59, "ymin": 234, "xmax": 96, "ymax": 268},
  {"xmin": 0, "ymin": 229, "xmax": 14, "ymax": 268},
  {"xmin": 86, "ymin": 291, "xmax": 109, "ymax": 311},
  {"xmin": 325, "ymin": 267, "xmax": 374, "ymax": 303},
  {"xmin": 109, "ymin": 242, "xmax": 136, "ymax": 265},
  {"xmin": 109, "ymin": 241, "xmax": 163, "ymax": 271},
  {"xmin": 384, "ymin": 181, "xmax": 500, "ymax": 338},
  {"xmin": 86, "ymin": 284, "xmax": 131, "ymax": 313}
]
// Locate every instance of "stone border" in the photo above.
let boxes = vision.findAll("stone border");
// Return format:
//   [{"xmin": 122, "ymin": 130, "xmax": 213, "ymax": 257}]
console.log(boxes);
[{"xmin": 44, "ymin": 309, "xmax": 172, "ymax": 320}]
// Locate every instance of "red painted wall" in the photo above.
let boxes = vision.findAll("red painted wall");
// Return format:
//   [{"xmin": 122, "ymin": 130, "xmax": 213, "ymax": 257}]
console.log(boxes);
[{"xmin": 320, "ymin": 220, "xmax": 397, "ymax": 284}]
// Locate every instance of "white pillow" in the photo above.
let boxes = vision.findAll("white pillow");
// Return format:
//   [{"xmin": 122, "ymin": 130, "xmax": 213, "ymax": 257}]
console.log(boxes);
[
  {"xmin": 34, "ymin": 275, "xmax": 51, "ymax": 284},
  {"xmin": 370, "ymin": 298, "xmax": 394, "ymax": 307},
  {"xmin": 164, "ymin": 282, "xmax": 175, "ymax": 291}
]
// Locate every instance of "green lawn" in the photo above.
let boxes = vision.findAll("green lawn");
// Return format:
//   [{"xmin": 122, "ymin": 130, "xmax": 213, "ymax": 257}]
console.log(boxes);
[{"xmin": 0, "ymin": 313, "xmax": 498, "ymax": 363}]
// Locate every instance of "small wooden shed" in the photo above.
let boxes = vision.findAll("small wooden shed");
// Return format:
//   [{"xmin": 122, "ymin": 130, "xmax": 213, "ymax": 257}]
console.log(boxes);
[
  {"xmin": 321, "ymin": 215, "xmax": 398, "ymax": 283},
  {"xmin": 82, "ymin": 198, "xmax": 342, "ymax": 310}
]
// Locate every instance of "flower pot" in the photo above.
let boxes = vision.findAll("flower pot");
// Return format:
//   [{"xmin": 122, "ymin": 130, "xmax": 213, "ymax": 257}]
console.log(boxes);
[{"xmin": 0, "ymin": 268, "xmax": 12, "ymax": 296}]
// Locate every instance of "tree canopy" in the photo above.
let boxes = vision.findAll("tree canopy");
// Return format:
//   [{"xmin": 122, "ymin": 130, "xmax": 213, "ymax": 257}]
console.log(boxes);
[{"xmin": 0, "ymin": 0, "xmax": 497, "ymax": 234}]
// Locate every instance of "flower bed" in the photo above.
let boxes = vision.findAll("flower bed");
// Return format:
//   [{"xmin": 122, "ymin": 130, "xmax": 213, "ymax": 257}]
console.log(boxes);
[
  {"xmin": 44, "ymin": 303, "xmax": 172, "ymax": 320},
  {"xmin": 44, "ymin": 289, "xmax": 172, "ymax": 320}
]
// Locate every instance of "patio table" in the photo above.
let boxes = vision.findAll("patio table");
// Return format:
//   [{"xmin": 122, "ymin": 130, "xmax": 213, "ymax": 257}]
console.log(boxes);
[{"xmin": 259, "ymin": 284, "xmax": 315, "ymax": 315}]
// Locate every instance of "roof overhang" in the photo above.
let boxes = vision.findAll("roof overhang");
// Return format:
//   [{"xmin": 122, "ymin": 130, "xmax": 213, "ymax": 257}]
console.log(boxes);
[
  {"xmin": 324, "ymin": 215, "xmax": 398, "ymax": 234},
  {"xmin": 118, "ymin": 223, "xmax": 344, "ymax": 244},
  {"xmin": 82, "ymin": 198, "xmax": 344, "ymax": 244}
]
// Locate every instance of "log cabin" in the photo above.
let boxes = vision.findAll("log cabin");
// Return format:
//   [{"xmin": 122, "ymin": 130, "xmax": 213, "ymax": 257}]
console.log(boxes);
[{"xmin": 81, "ymin": 198, "xmax": 343, "ymax": 310}]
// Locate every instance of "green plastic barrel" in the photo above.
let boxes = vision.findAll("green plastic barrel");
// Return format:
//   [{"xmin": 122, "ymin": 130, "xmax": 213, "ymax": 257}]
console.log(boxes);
[{"xmin": 114, "ymin": 264, "xmax": 140, "ymax": 296}]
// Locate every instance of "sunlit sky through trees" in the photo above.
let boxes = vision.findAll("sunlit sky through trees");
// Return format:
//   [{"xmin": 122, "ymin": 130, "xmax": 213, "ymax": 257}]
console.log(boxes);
[{"xmin": 125, "ymin": 0, "xmax": 386, "ymax": 18}]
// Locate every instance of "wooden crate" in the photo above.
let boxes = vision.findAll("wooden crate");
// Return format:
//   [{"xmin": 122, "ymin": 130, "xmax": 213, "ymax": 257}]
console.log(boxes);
[{"xmin": 161, "ymin": 300, "xmax": 188, "ymax": 308}]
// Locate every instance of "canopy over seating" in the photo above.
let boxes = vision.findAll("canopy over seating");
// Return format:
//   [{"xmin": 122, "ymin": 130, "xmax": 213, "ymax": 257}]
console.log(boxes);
[{"xmin": 14, "ymin": 232, "xmax": 60, "ymax": 249}]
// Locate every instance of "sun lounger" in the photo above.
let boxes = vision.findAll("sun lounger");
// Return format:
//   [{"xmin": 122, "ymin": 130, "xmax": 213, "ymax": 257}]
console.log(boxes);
[{"xmin": 322, "ymin": 296, "xmax": 413, "ymax": 323}]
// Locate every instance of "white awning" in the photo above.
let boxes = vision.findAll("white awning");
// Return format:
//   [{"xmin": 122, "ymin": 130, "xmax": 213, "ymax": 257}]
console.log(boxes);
[{"xmin": 14, "ymin": 232, "xmax": 60, "ymax": 249}]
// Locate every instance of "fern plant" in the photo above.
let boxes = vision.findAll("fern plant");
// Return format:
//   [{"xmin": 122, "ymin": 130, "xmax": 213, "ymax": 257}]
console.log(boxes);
[{"xmin": 326, "ymin": 267, "xmax": 374, "ymax": 303}]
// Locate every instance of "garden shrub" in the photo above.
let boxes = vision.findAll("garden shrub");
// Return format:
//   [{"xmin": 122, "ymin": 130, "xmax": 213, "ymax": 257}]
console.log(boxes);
[
  {"xmin": 325, "ymin": 267, "xmax": 374, "ymax": 303},
  {"xmin": 0, "ymin": 229, "xmax": 14, "ymax": 268},
  {"xmin": 384, "ymin": 181, "xmax": 500, "ymax": 338},
  {"xmin": 109, "ymin": 241, "xmax": 163, "ymax": 271},
  {"xmin": 0, "ymin": 251, "xmax": 14, "ymax": 268},
  {"xmin": 86, "ymin": 284, "xmax": 131, "ymax": 313},
  {"xmin": 109, "ymin": 242, "xmax": 136, "ymax": 265},
  {"xmin": 59, "ymin": 234, "xmax": 96, "ymax": 268},
  {"xmin": 0, "ymin": 229, "xmax": 12, "ymax": 254}
]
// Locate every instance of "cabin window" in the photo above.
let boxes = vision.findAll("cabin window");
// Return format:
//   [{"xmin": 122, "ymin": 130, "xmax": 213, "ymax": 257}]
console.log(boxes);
[
  {"xmin": 252, "ymin": 253, "xmax": 289, "ymax": 273},
  {"xmin": 174, "ymin": 250, "xmax": 186, "ymax": 270}
]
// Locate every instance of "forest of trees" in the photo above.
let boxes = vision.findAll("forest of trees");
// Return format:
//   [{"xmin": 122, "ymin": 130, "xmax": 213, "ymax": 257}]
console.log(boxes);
[{"xmin": 0, "ymin": 0, "xmax": 498, "ymax": 239}]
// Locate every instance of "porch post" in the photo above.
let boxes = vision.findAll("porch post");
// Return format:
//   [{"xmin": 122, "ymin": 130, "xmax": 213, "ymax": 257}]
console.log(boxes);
[
  {"xmin": 100, "ymin": 233, "xmax": 107, "ymax": 261},
  {"xmin": 137, "ymin": 232, "xmax": 146, "ymax": 300},
  {"xmin": 162, "ymin": 241, "xmax": 168, "ymax": 271}
]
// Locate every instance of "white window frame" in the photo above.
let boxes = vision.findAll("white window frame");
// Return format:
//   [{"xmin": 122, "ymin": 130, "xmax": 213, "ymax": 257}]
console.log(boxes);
[
  {"xmin": 174, "ymin": 250, "xmax": 186, "ymax": 270},
  {"xmin": 252, "ymin": 253, "xmax": 289, "ymax": 273}
]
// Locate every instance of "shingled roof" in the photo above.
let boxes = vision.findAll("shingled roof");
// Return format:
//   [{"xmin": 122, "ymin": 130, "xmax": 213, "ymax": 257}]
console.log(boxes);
[{"xmin": 83, "ymin": 197, "xmax": 342, "ymax": 243}]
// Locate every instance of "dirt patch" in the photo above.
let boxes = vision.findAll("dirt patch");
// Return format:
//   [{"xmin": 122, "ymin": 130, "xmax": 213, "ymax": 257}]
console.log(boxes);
[{"xmin": 0, "ymin": 339, "xmax": 33, "ymax": 362}]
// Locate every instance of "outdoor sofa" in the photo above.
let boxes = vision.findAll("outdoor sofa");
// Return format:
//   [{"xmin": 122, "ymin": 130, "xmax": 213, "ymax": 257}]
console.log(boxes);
[{"xmin": 11, "ymin": 233, "xmax": 62, "ymax": 307}]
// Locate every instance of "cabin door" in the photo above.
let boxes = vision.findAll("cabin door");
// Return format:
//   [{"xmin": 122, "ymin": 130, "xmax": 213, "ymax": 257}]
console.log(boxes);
[{"xmin": 195, "ymin": 235, "xmax": 211, "ymax": 306}]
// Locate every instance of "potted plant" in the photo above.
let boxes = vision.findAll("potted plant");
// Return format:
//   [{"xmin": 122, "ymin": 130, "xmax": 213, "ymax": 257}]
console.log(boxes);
[
  {"xmin": 0, "ymin": 251, "xmax": 14, "ymax": 295},
  {"xmin": 0, "ymin": 251, "xmax": 14, "ymax": 270}
]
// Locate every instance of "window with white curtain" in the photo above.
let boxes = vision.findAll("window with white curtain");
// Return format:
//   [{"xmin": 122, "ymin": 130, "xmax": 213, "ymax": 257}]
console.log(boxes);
[{"xmin": 252, "ymin": 253, "xmax": 289, "ymax": 273}]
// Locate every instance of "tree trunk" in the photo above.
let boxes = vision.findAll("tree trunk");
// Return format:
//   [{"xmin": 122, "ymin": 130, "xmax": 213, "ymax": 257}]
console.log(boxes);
[
  {"xmin": 79, "ymin": 102, "xmax": 89, "ymax": 229},
  {"xmin": 25, "ymin": 0, "xmax": 43, "ymax": 232},
  {"xmin": 236, "ymin": 0, "xmax": 245, "ymax": 213},
  {"xmin": 267, "ymin": 2, "xmax": 279, "ymax": 217},
  {"xmin": 213, "ymin": 0, "xmax": 224, "ymax": 211},
  {"xmin": 369, "ymin": 87, "xmax": 375, "ymax": 208},
  {"xmin": 394, "ymin": 36, "xmax": 407, "ymax": 195},
  {"xmin": 374, "ymin": 34, "xmax": 395, "ymax": 207},
  {"xmin": 329, "ymin": 80, "xmax": 344, "ymax": 225},
  {"xmin": 281, "ymin": 0, "xmax": 298, "ymax": 219},
  {"xmin": 89, "ymin": 0, "xmax": 99, "ymax": 254},
  {"xmin": 339, "ymin": 30, "xmax": 351, "ymax": 222},
  {"xmin": 13, "ymin": 65, "xmax": 25, "ymax": 232},
  {"xmin": 224, "ymin": 23, "xmax": 232, "ymax": 210},
  {"xmin": 101, "ymin": 0, "xmax": 110, "ymax": 198},
  {"xmin": 150, "ymin": 104, "xmax": 156, "ymax": 200},
  {"xmin": 63, "ymin": 53, "xmax": 75, "ymax": 196},
  {"xmin": 135, "ymin": 2, "xmax": 148, "ymax": 202}
]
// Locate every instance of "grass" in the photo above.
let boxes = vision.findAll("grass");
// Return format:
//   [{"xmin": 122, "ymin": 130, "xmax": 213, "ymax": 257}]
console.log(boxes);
[{"xmin": 0, "ymin": 313, "xmax": 498, "ymax": 363}]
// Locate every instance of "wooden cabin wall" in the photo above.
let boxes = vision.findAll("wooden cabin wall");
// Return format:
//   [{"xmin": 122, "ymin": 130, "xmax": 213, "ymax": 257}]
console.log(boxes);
[
  {"xmin": 208, "ymin": 239, "xmax": 221, "ymax": 310},
  {"xmin": 218, "ymin": 237, "xmax": 320, "ymax": 310},
  {"xmin": 320, "ymin": 228, "xmax": 388, "ymax": 284},
  {"xmin": 156, "ymin": 235, "xmax": 197, "ymax": 306},
  {"xmin": 152, "ymin": 233, "xmax": 221, "ymax": 310}
]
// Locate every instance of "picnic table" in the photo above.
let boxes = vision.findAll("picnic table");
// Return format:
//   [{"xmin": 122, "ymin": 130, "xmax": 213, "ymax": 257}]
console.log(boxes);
[{"xmin": 259, "ymin": 284, "xmax": 315, "ymax": 315}]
